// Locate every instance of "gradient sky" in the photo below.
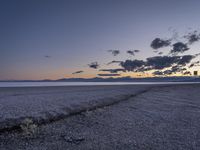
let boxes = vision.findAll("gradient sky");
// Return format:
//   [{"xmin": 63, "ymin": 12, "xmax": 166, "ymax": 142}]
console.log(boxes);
[{"xmin": 1, "ymin": 0, "xmax": 200, "ymax": 80}]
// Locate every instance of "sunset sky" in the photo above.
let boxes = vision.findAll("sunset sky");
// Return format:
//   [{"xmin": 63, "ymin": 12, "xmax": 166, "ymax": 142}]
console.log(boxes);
[{"xmin": 1, "ymin": 0, "xmax": 200, "ymax": 80}]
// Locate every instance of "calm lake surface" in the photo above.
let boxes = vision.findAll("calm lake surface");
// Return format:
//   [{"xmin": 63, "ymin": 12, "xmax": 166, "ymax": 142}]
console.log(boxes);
[{"xmin": 0, "ymin": 82, "xmax": 200, "ymax": 87}]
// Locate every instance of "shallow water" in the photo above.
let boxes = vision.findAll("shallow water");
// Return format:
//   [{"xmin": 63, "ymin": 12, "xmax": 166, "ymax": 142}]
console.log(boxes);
[{"xmin": 0, "ymin": 81, "xmax": 200, "ymax": 87}]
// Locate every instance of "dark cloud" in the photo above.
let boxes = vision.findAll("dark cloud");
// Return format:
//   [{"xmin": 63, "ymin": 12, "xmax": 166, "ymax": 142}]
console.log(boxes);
[
  {"xmin": 189, "ymin": 61, "xmax": 200, "ymax": 68},
  {"xmin": 163, "ymin": 70, "xmax": 173, "ymax": 75},
  {"xmin": 170, "ymin": 42, "xmax": 189, "ymax": 54},
  {"xmin": 189, "ymin": 63, "xmax": 195, "ymax": 68},
  {"xmin": 177, "ymin": 55, "xmax": 194, "ymax": 66},
  {"xmin": 99, "ymin": 68, "xmax": 125, "ymax": 73},
  {"xmin": 150, "ymin": 38, "xmax": 171, "ymax": 49},
  {"xmin": 171, "ymin": 66, "xmax": 186, "ymax": 72},
  {"xmin": 184, "ymin": 31, "xmax": 200, "ymax": 44},
  {"xmin": 146, "ymin": 55, "xmax": 194, "ymax": 70},
  {"xmin": 183, "ymin": 71, "xmax": 191, "ymax": 75},
  {"xmin": 146, "ymin": 56, "xmax": 180, "ymax": 70},
  {"xmin": 127, "ymin": 50, "xmax": 140, "ymax": 56},
  {"xmin": 127, "ymin": 50, "xmax": 135, "ymax": 56},
  {"xmin": 45, "ymin": 55, "xmax": 51, "ymax": 58},
  {"xmin": 134, "ymin": 50, "xmax": 140, "ymax": 53},
  {"xmin": 163, "ymin": 66, "xmax": 186, "ymax": 75},
  {"xmin": 135, "ymin": 66, "xmax": 152, "ymax": 72},
  {"xmin": 153, "ymin": 71, "xmax": 163, "ymax": 76},
  {"xmin": 169, "ymin": 66, "xmax": 180, "ymax": 73},
  {"xmin": 108, "ymin": 50, "xmax": 120, "ymax": 56},
  {"xmin": 120, "ymin": 54, "xmax": 196, "ymax": 75},
  {"xmin": 83, "ymin": 29, "xmax": 199, "ymax": 77},
  {"xmin": 107, "ymin": 60, "xmax": 122, "ymax": 65},
  {"xmin": 120, "ymin": 60, "xmax": 145, "ymax": 71},
  {"xmin": 153, "ymin": 66, "xmax": 187, "ymax": 76},
  {"xmin": 88, "ymin": 62, "xmax": 100, "ymax": 69},
  {"xmin": 72, "ymin": 70, "xmax": 84, "ymax": 74},
  {"xmin": 98, "ymin": 73, "xmax": 121, "ymax": 77},
  {"xmin": 153, "ymin": 65, "xmax": 187, "ymax": 76}
]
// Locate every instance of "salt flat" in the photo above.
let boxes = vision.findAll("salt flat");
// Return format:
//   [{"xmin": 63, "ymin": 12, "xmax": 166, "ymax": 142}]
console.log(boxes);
[
  {"xmin": 0, "ymin": 84, "xmax": 200, "ymax": 150},
  {"xmin": 0, "ymin": 85, "xmax": 153, "ymax": 130}
]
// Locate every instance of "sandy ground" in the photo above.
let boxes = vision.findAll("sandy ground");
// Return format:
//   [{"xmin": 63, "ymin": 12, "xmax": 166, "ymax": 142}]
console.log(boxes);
[{"xmin": 0, "ymin": 84, "xmax": 200, "ymax": 149}]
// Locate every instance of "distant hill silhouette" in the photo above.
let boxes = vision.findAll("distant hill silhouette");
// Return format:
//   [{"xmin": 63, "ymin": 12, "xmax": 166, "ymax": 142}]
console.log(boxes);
[{"xmin": 1, "ymin": 76, "xmax": 200, "ymax": 82}]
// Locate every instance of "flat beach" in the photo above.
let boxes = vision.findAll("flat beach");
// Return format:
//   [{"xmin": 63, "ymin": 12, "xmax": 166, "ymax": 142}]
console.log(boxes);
[{"xmin": 0, "ymin": 83, "xmax": 200, "ymax": 149}]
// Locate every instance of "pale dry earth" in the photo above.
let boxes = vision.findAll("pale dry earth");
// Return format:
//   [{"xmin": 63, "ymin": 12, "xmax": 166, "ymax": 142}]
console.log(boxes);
[{"xmin": 0, "ymin": 84, "xmax": 200, "ymax": 149}]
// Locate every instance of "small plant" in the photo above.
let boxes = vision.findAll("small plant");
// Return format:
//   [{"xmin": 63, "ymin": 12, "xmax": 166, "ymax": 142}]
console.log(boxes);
[{"xmin": 20, "ymin": 118, "xmax": 37, "ymax": 136}]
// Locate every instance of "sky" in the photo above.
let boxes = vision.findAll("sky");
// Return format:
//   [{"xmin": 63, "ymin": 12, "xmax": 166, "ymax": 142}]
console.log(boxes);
[{"xmin": 1, "ymin": 0, "xmax": 200, "ymax": 80}]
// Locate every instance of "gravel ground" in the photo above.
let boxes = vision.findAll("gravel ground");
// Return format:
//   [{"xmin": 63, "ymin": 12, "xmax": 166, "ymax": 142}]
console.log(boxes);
[{"xmin": 1, "ymin": 84, "xmax": 200, "ymax": 149}]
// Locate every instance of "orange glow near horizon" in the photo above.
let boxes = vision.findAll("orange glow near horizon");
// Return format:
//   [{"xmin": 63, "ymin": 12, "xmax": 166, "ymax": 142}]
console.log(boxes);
[{"xmin": 2, "ymin": 66, "xmax": 198, "ymax": 80}]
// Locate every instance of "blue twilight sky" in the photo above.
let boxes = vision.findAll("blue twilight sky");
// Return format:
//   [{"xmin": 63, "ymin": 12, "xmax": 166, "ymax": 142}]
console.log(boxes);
[{"xmin": 1, "ymin": 0, "xmax": 200, "ymax": 80}]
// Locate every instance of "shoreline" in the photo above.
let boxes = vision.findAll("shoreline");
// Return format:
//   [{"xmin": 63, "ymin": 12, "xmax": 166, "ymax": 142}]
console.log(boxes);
[{"xmin": 0, "ymin": 81, "xmax": 200, "ymax": 88}]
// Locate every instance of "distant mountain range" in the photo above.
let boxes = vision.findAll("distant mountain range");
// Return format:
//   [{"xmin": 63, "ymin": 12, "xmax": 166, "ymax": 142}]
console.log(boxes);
[{"xmin": 1, "ymin": 76, "xmax": 200, "ymax": 82}]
